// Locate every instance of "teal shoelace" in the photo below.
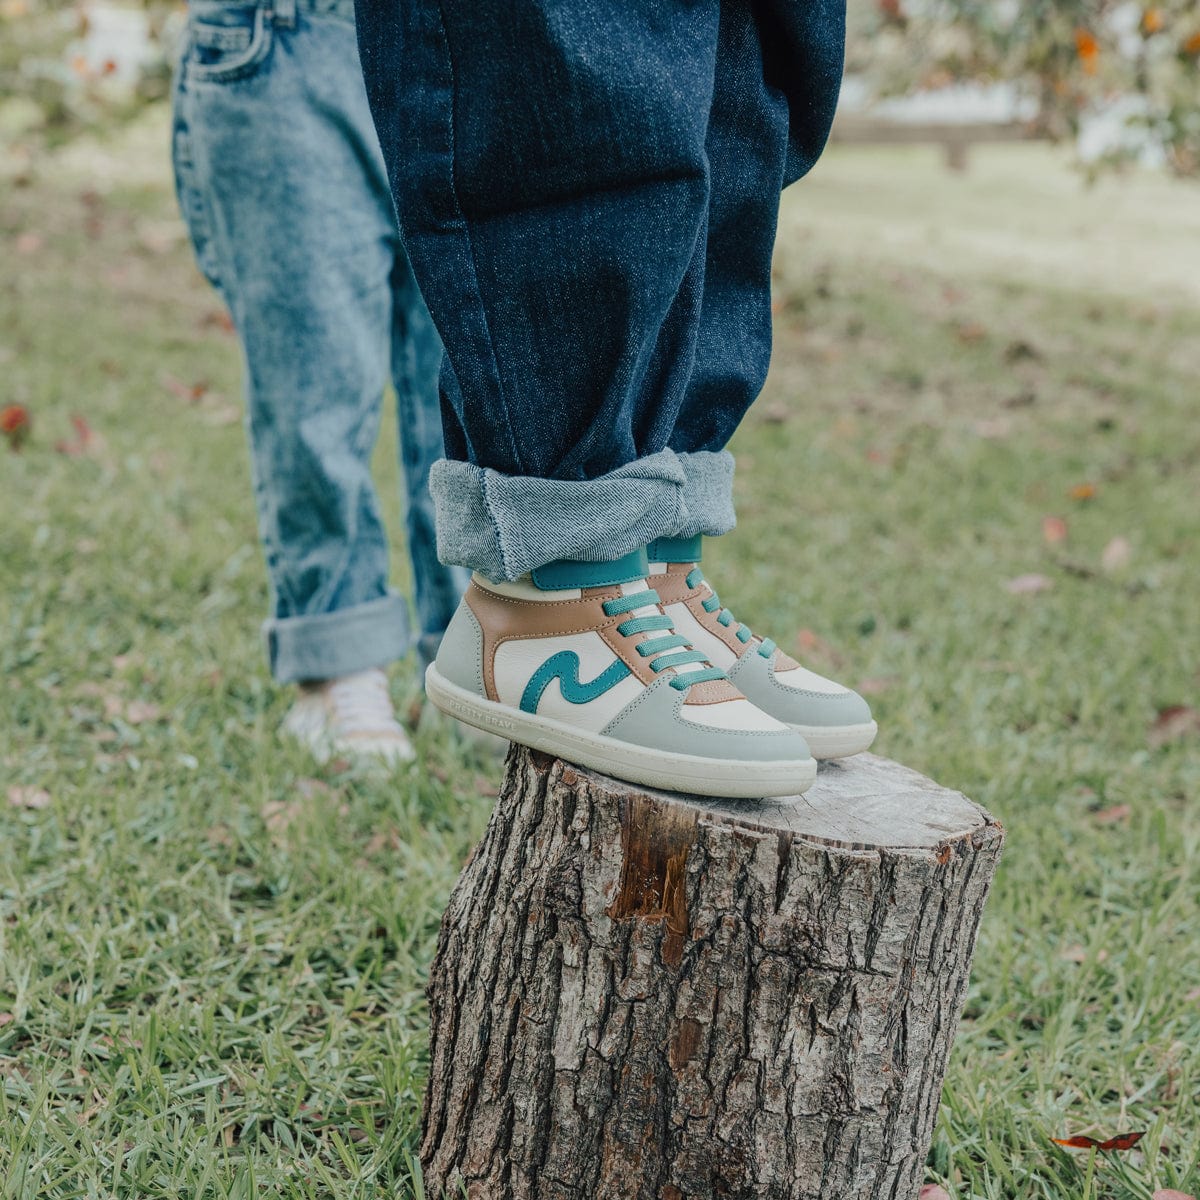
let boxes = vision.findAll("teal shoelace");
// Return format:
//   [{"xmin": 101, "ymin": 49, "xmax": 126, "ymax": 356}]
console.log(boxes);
[
  {"xmin": 685, "ymin": 568, "xmax": 776, "ymax": 660},
  {"xmin": 603, "ymin": 588, "xmax": 726, "ymax": 691}
]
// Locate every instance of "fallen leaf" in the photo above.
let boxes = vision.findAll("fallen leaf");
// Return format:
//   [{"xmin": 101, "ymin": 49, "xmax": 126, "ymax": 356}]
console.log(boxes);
[
  {"xmin": 1100, "ymin": 536, "xmax": 1132, "ymax": 572},
  {"xmin": 857, "ymin": 676, "xmax": 897, "ymax": 696},
  {"xmin": 0, "ymin": 1013, "xmax": 14, "ymax": 1027},
  {"xmin": 201, "ymin": 403, "xmax": 241, "ymax": 427},
  {"xmin": 1005, "ymin": 573, "xmax": 1053, "ymax": 595},
  {"xmin": 1053, "ymin": 1130, "xmax": 1144, "ymax": 1151},
  {"xmin": 1149, "ymin": 706, "xmax": 1200, "ymax": 747},
  {"xmin": 7, "ymin": 786, "xmax": 51, "ymax": 810},
  {"xmin": 201, "ymin": 308, "xmax": 236, "ymax": 334},
  {"xmin": 1152, "ymin": 1190, "xmax": 1196, "ymax": 1200},
  {"xmin": 1042, "ymin": 515, "xmax": 1069, "ymax": 545},
  {"xmin": 1004, "ymin": 339, "xmax": 1042, "ymax": 363},
  {"xmin": 123, "ymin": 701, "xmax": 162, "ymax": 725},
  {"xmin": 1069, "ymin": 482, "xmax": 1097, "ymax": 501},
  {"xmin": 2, "ymin": 403, "xmax": 31, "ymax": 451},
  {"xmin": 1092, "ymin": 804, "xmax": 1131, "ymax": 825},
  {"xmin": 15, "ymin": 231, "xmax": 43, "ymax": 255},
  {"xmin": 973, "ymin": 417, "xmax": 1011, "ymax": 439},
  {"xmin": 796, "ymin": 629, "xmax": 846, "ymax": 668},
  {"xmin": 54, "ymin": 414, "xmax": 104, "ymax": 458},
  {"xmin": 162, "ymin": 374, "xmax": 208, "ymax": 403},
  {"xmin": 263, "ymin": 799, "xmax": 302, "ymax": 835},
  {"xmin": 954, "ymin": 321, "xmax": 986, "ymax": 344},
  {"xmin": 136, "ymin": 220, "xmax": 183, "ymax": 255},
  {"xmin": 206, "ymin": 824, "xmax": 234, "ymax": 849},
  {"xmin": 760, "ymin": 402, "xmax": 789, "ymax": 425},
  {"xmin": 919, "ymin": 1188, "xmax": 951, "ymax": 1200},
  {"xmin": 1003, "ymin": 389, "xmax": 1038, "ymax": 408}
]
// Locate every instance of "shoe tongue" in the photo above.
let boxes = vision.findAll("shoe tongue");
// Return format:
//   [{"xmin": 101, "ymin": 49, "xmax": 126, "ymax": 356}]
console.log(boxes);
[
  {"xmin": 645, "ymin": 534, "xmax": 702, "ymax": 564},
  {"xmin": 530, "ymin": 547, "xmax": 648, "ymax": 591}
]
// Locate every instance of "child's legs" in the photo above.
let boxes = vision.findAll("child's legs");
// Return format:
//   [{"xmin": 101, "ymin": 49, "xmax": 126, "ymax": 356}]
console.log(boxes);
[
  {"xmin": 172, "ymin": 0, "xmax": 411, "ymax": 681},
  {"xmin": 667, "ymin": 0, "xmax": 845, "ymax": 500},
  {"xmin": 356, "ymin": 0, "xmax": 741, "ymax": 579}
]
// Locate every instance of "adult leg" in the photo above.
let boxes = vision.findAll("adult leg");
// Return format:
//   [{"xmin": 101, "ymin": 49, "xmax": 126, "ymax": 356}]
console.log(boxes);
[
  {"xmin": 172, "ymin": 0, "xmax": 411, "ymax": 683},
  {"xmin": 355, "ymin": 0, "xmax": 737, "ymax": 580}
]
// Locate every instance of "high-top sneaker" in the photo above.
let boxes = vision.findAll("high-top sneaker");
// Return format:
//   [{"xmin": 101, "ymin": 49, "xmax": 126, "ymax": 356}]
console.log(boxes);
[
  {"xmin": 647, "ymin": 537, "xmax": 878, "ymax": 760},
  {"xmin": 425, "ymin": 549, "xmax": 816, "ymax": 798}
]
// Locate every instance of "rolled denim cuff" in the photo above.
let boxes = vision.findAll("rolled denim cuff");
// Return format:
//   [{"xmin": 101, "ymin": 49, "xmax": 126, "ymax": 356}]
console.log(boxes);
[
  {"xmin": 429, "ymin": 449, "xmax": 737, "ymax": 582},
  {"xmin": 264, "ymin": 591, "xmax": 411, "ymax": 683},
  {"xmin": 671, "ymin": 451, "xmax": 737, "ymax": 539}
]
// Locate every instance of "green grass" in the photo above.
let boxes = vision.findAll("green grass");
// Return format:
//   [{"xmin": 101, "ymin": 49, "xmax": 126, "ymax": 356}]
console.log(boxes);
[{"xmin": 3, "ymin": 116, "xmax": 1199, "ymax": 1198}]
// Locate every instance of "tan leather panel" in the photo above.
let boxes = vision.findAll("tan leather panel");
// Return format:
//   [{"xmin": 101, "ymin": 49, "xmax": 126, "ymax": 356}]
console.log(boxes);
[
  {"xmin": 774, "ymin": 648, "xmax": 801, "ymax": 671},
  {"xmin": 465, "ymin": 583, "xmax": 615, "ymax": 701},
  {"xmin": 649, "ymin": 562, "xmax": 695, "ymax": 606},
  {"xmin": 681, "ymin": 677, "xmax": 744, "ymax": 705}
]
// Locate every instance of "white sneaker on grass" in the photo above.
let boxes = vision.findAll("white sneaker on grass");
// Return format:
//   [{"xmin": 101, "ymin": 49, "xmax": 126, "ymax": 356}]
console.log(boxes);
[
  {"xmin": 281, "ymin": 668, "xmax": 415, "ymax": 766},
  {"xmin": 425, "ymin": 549, "xmax": 816, "ymax": 798}
]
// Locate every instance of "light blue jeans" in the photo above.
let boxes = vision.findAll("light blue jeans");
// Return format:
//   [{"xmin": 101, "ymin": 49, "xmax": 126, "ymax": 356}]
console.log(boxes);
[{"xmin": 170, "ymin": 0, "xmax": 468, "ymax": 680}]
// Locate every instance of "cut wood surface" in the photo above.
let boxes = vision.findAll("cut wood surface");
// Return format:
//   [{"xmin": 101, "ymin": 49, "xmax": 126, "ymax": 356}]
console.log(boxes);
[{"xmin": 421, "ymin": 748, "xmax": 1005, "ymax": 1200}]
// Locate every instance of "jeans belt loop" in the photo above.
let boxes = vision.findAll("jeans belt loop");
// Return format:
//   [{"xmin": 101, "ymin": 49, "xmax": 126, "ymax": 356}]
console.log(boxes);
[{"xmin": 269, "ymin": 0, "xmax": 296, "ymax": 30}]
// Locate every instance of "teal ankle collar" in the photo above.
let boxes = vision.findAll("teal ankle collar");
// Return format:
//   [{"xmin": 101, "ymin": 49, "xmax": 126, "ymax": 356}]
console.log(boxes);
[
  {"xmin": 646, "ymin": 534, "xmax": 702, "ymax": 563},
  {"xmin": 530, "ymin": 548, "xmax": 649, "ymax": 591}
]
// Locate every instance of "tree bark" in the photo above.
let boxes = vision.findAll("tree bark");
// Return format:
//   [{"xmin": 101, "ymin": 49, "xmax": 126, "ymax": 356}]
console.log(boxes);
[{"xmin": 421, "ymin": 747, "xmax": 1004, "ymax": 1200}]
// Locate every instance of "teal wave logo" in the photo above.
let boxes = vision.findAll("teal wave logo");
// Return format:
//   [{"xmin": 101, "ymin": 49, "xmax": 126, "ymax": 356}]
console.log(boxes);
[{"xmin": 520, "ymin": 652, "xmax": 632, "ymax": 713}]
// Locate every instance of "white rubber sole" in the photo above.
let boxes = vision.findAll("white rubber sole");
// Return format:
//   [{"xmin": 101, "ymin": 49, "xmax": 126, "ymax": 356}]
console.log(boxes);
[
  {"xmin": 426, "ymin": 666, "xmax": 817, "ymax": 800},
  {"xmin": 792, "ymin": 721, "xmax": 878, "ymax": 761}
]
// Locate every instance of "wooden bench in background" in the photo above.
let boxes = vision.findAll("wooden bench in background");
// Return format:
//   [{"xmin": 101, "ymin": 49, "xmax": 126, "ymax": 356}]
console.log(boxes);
[{"xmin": 831, "ymin": 113, "xmax": 1040, "ymax": 170}]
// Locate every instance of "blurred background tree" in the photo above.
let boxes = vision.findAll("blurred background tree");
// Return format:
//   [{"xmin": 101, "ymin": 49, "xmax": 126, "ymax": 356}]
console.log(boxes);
[
  {"xmin": 848, "ymin": 0, "xmax": 1200, "ymax": 175},
  {"xmin": 0, "ymin": 0, "xmax": 176, "ymax": 177},
  {"xmin": 0, "ymin": 0, "xmax": 1197, "ymax": 175}
]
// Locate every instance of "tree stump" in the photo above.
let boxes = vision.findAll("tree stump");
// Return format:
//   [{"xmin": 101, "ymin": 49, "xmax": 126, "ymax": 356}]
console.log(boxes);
[{"xmin": 421, "ymin": 747, "xmax": 1004, "ymax": 1200}]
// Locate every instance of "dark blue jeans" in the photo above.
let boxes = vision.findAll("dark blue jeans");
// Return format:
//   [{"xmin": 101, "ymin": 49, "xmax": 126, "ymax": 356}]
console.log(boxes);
[{"xmin": 355, "ymin": 0, "xmax": 844, "ymax": 580}]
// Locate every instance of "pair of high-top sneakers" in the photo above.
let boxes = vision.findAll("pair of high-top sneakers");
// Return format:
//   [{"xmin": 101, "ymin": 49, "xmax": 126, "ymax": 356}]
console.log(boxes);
[{"xmin": 425, "ymin": 536, "xmax": 875, "ymax": 798}]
